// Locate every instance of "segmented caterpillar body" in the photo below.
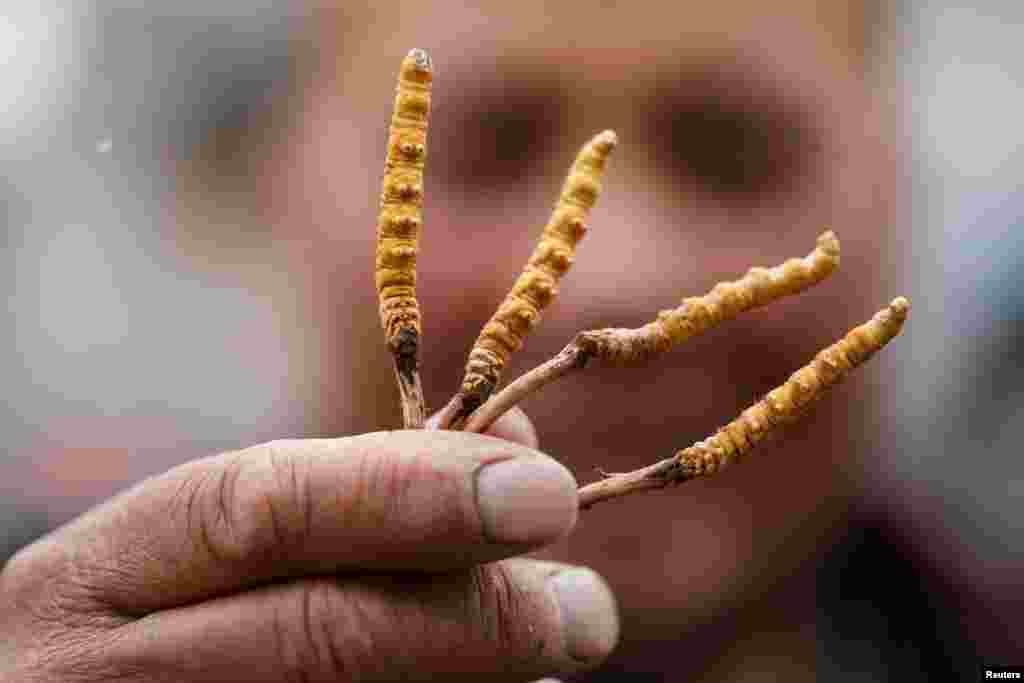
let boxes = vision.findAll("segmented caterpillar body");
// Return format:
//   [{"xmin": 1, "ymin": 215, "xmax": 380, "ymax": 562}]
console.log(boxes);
[
  {"xmin": 459, "ymin": 130, "xmax": 618, "ymax": 409},
  {"xmin": 461, "ymin": 231, "xmax": 841, "ymax": 434},
  {"xmin": 376, "ymin": 48, "xmax": 433, "ymax": 362},
  {"xmin": 678, "ymin": 296, "xmax": 910, "ymax": 477},
  {"xmin": 576, "ymin": 297, "xmax": 910, "ymax": 508},
  {"xmin": 577, "ymin": 231, "xmax": 841, "ymax": 364}
]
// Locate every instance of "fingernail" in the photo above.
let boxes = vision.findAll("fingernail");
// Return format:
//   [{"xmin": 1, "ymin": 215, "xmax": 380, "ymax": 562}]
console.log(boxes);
[
  {"xmin": 549, "ymin": 568, "xmax": 619, "ymax": 662},
  {"xmin": 475, "ymin": 458, "xmax": 577, "ymax": 545}
]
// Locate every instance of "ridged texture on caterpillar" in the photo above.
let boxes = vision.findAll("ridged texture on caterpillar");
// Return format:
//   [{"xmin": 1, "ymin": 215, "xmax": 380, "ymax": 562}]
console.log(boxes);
[
  {"xmin": 376, "ymin": 48, "xmax": 432, "ymax": 350},
  {"xmin": 676, "ymin": 297, "xmax": 909, "ymax": 478},
  {"xmin": 459, "ymin": 130, "xmax": 618, "ymax": 402},
  {"xmin": 576, "ymin": 231, "xmax": 840, "ymax": 364}
]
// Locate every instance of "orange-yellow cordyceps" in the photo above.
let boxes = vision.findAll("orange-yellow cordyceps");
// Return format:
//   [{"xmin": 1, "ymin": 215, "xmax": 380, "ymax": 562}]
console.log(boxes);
[
  {"xmin": 577, "ymin": 230, "xmax": 840, "ymax": 364},
  {"xmin": 577, "ymin": 297, "xmax": 910, "ymax": 509},
  {"xmin": 368, "ymin": 50, "xmax": 910, "ymax": 519},
  {"xmin": 376, "ymin": 48, "xmax": 432, "ymax": 428},
  {"xmin": 450, "ymin": 130, "xmax": 618, "ymax": 421},
  {"xmin": 463, "ymin": 231, "xmax": 840, "ymax": 434}
]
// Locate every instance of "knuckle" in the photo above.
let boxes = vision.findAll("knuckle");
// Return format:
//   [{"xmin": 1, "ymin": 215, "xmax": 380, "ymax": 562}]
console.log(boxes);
[
  {"xmin": 177, "ymin": 444, "xmax": 316, "ymax": 564},
  {"xmin": 262, "ymin": 444, "xmax": 316, "ymax": 551},
  {"xmin": 469, "ymin": 563, "xmax": 542, "ymax": 659},
  {"xmin": 173, "ymin": 454, "xmax": 246, "ymax": 565},
  {"xmin": 274, "ymin": 579, "xmax": 376, "ymax": 682}
]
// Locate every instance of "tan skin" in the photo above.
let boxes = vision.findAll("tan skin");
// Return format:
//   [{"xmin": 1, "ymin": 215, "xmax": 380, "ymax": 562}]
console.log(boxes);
[
  {"xmin": 2, "ymin": 411, "xmax": 619, "ymax": 680},
  {"xmin": 1, "ymin": 2, "xmax": 896, "ymax": 680}
]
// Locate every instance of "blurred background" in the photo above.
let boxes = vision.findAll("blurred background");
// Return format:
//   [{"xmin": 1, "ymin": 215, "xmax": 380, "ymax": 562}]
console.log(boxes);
[{"xmin": 2, "ymin": 1, "xmax": 1021, "ymax": 680}]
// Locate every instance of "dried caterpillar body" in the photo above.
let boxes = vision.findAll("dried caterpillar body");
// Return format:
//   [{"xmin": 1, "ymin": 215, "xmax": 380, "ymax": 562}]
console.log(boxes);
[
  {"xmin": 376, "ymin": 48, "xmax": 433, "ymax": 366},
  {"xmin": 461, "ymin": 231, "xmax": 840, "ymax": 434},
  {"xmin": 368, "ymin": 50, "xmax": 910, "ymax": 517},
  {"xmin": 576, "ymin": 297, "xmax": 910, "ymax": 509},
  {"xmin": 577, "ymin": 231, "xmax": 841, "ymax": 364},
  {"xmin": 458, "ymin": 130, "xmax": 618, "ymax": 412},
  {"xmin": 677, "ymin": 296, "xmax": 909, "ymax": 477}
]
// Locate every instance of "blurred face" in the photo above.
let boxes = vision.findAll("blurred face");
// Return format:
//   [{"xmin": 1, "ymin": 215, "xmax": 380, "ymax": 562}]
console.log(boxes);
[{"xmin": 261, "ymin": 0, "xmax": 897, "ymax": 630}]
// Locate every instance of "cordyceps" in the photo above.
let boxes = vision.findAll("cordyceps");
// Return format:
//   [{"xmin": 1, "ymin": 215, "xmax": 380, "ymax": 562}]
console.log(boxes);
[
  {"xmin": 576, "ymin": 298, "xmax": 910, "ymax": 508},
  {"xmin": 436, "ymin": 130, "xmax": 618, "ymax": 430},
  {"xmin": 376, "ymin": 48, "xmax": 433, "ymax": 429},
  {"xmin": 372, "ymin": 49, "xmax": 910, "ymax": 509}
]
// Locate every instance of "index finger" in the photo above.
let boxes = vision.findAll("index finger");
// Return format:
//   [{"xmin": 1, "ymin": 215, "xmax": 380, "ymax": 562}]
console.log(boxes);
[
  {"xmin": 5, "ymin": 431, "xmax": 576, "ymax": 615},
  {"xmin": 426, "ymin": 405, "xmax": 539, "ymax": 449}
]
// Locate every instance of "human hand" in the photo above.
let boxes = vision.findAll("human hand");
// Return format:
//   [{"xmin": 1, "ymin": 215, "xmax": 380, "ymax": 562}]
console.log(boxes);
[{"xmin": 1, "ymin": 408, "xmax": 618, "ymax": 681}]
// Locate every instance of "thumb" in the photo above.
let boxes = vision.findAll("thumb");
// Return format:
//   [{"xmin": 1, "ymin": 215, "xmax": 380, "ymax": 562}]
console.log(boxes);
[{"xmin": 7, "ymin": 431, "xmax": 576, "ymax": 616}]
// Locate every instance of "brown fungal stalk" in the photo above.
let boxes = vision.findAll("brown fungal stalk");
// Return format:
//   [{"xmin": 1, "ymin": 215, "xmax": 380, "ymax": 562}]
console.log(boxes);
[
  {"xmin": 371, "ymin": 50, "xmax": 909, "ymax": 511},
  {"xmin": 463, "ymin": 230, "xmax": 841, "ymax": 434},
  {"xmin": 434, "ymin": 130, "xmax": 618, "ymax": 430},
  {"xmin": 577, "ymin": 297, "xmax": 910, "ymax": 509}
]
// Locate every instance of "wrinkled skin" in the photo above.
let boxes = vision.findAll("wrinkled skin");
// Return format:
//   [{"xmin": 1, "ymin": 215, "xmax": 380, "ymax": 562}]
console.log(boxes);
[
  {"xmin": 6, "ymin": 1, "xmax": 898, "ymax": 680},
  {"xmin": 277, "ymin": 0, "xmax": 894, "ymax": 638},
  {"xmin": 1, "ymin": 409, "xmax": 617, "ymax": 681}
]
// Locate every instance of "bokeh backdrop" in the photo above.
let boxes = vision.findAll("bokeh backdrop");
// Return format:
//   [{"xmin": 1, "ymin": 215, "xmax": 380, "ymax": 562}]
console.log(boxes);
[{"xmin": 3, "ymin": 1, "xmax": 1022, "ymax": 680}]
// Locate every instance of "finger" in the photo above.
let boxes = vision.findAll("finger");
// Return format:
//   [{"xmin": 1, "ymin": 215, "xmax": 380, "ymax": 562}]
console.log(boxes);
[
  {"xmin": 99, "ymin": 559, "xmax": 619, "ymax": 682},
  {"xmin": 426, "ymin": 405, "xmax": 539, "ymax": 449},
  {"xmin": 10, "ymin": 432, "xmax": 577, "ymax": 614},
  {"xmin": 481, "ymin": 406, "xmax": 540, "ymax": 449}
]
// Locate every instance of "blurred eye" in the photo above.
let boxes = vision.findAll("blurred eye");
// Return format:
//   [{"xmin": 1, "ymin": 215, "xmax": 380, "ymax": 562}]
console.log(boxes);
[
  {"xmin": 648, "ymin": 61, "xmax": 820, "ymax": 207},
  {"xmin": 431, "ymin": 73, "xmax": 568, "ymax": 200}
]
